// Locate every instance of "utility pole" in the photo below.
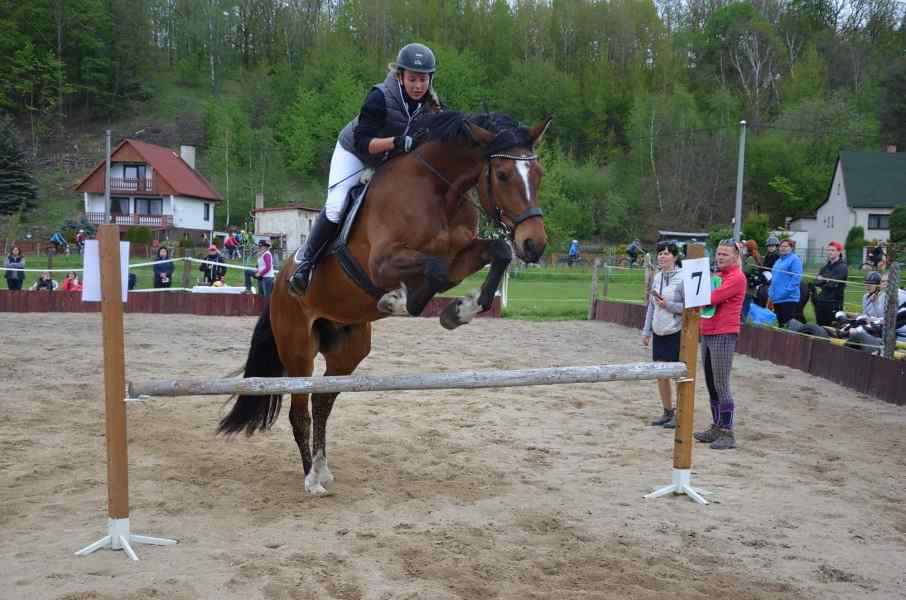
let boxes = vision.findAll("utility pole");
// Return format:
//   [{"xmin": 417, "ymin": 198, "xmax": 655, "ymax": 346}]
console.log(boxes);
[
  {"xmin": 733, "ymin": 120, "xmax": 747, "ymax": 242},
  {"xmin": 225, "ymin": 129, "xmax": 230, "ymax": 229},
  {"xmin": 104, "ymin": 129, "xmax": 112, "ymax": 223}
]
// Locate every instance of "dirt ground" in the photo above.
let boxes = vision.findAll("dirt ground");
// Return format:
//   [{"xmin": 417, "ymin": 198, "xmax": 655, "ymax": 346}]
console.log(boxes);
[{"xmin": 1, "ymin": 313, "xmax": 905, "ymax": 600}]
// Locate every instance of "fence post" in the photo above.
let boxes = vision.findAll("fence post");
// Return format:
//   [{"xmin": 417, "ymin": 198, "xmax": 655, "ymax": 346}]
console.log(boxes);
[
  {"xmin": 883, "ymin": 262, "xmax": 901, "ymax": 359},
  {"xmin": 643, "ymin": 253, "xmax": 653, "ymax": 304},
  {"xmin": 181, "ymin": 247, "xmax": 192, "ymax": 289},
  {"xmin": 588, "ymin": 259, "xmax": 600, "ymax": 320}
]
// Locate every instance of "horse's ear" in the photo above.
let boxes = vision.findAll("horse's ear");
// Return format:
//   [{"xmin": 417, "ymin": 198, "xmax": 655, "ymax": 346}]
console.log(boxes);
[
  {"xmin": 528, "ymin": 117, "xmax": 552, "ymax": 147},
  {"xmin": 466, "ymin": 122, "xmax": 495, "ymax": 147}
]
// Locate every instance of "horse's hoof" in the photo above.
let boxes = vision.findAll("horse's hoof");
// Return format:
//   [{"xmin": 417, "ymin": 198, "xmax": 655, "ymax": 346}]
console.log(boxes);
[
  {"xmin": 305, "ymin": 482, "xmax": 330, "ymax": 496},
  {"xmin": 377, "ymin": 285, "xmax": 408, "ymax": 316},
  {"xmin": 440, "ymin": 300, "xmax": 464, "ymax": 330}
]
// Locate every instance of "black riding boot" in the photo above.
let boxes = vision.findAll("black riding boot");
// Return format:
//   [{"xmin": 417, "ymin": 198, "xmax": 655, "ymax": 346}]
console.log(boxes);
[{"xmin": 288, "ymin": 210, "xmax": 340, "ymax": 295}]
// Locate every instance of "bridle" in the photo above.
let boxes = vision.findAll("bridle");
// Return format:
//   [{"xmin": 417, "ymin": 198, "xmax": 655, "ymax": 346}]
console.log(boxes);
[
  {"xmin": 483, "ymin": 151, "xmax": 543, "ymax": 238},
  {"xmin": 411, "ymin": 146, "xmax": 543, "ymax": 239}
]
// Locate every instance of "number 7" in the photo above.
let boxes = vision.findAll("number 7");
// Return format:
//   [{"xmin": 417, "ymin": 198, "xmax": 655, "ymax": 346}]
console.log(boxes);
[{"xmin": 692, "ymin": 271, "xmax": 702, "ymax": 294}]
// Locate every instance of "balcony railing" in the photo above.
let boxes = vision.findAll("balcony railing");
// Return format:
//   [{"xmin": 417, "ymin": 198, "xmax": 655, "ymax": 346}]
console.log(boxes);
[
  {"xmin": 84, "ymin": 212, "xmax": 174, "ymax": 228},
  {"xmin": 109, "ymin": 177, "xmax": 156, "ymax": 194}
]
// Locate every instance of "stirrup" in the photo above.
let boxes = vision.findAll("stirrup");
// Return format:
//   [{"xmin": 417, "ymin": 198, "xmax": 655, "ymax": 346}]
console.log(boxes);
[{"xmin": 288, "ymin": 267, "xmax": 311, "ymax": 296}]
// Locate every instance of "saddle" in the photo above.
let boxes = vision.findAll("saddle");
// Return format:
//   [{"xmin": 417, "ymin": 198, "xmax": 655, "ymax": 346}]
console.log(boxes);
[{"xmin": 326, "ymin": 172, "xmax": 388, "ymax": 300}]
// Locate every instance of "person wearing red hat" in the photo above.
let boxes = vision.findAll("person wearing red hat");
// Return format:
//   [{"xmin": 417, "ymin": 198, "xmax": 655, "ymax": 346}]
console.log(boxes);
[{"xmin": 813, "ymin": 241, "xmax": 848, "ymax": 326}]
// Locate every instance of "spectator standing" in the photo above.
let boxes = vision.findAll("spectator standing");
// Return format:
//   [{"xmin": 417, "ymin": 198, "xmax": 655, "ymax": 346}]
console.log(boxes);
[
  {"xmin": 75, "ymin": 229, "xmax": 87, "ymax": 254},
  {"xmin": 813, "ymin": 241, "xmax": 848, "ymax": 326},
  {"xmin": 30, "ymin": 271, "xmax": 58, "ymax": 291},
  {"xmin": 153, "ymin": 247, "xmax": 175, "ymax": 288},
  {"xmin": 768, "ymin": 239, "xmax": 802, "ymax": 327},
  {"xmin": 567, "ymin": 239, "xmax": 579, "ymax": 267},
  {"xmin": 199, "ymin": 244, "xmax": 226, "ymax": 285},
  {"xmin": 4, "ymin": 246, "xmax": 26, "ymax": 290},
  {"xmin": 741, "ymin": 240, "xmax": 762, "ymax": 324},
  {"xmin": 60, "ymin": 271, "xmax": 82, "ymax": 291},
  {"xmin": 253, "ymin": 239, "xmax": 276, "ymax": 297},
  {"xmin": 642, "ymin": 240, "xmax": 685, "ymax": 429},
  {"xmin": 224, "ymin": 232, "xmax": 239, "ymax": 259},
  {"xmin": 762, "ymin": 235, "xmax": 780, "ymax": 270},
  {"xmin": 627, "ymin": 238, "xmax": 642, "ymax": 267},
  {"xmin": 694, "ymin": 240, "xmax": 746, "ymax": 450}
]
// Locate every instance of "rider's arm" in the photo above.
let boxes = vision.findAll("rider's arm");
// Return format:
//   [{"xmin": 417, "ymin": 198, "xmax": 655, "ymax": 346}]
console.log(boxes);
[{"xmin": 354, "ymin": 89, "xmax": 396, "ymax": 156}]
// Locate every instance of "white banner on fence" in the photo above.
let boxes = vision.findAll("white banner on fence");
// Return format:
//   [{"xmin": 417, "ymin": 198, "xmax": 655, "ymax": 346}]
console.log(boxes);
[
  {"xmin": 81, "ymin": 240, "xmax": 130, "ymax": 303},
  {"xmin": 681, "ymin": 257, "xmax": 712, "ymax": 308}
]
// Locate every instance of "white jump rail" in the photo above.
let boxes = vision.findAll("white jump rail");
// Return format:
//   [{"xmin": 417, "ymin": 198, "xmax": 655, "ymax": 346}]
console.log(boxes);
[{"xmin": 127, "ymin": 362, "xmax": 688, "ymax": 399}]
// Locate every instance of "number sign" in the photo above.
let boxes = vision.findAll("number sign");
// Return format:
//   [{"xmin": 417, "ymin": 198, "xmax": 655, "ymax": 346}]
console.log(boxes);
[{"xmin": 682, "ymin": 257, "xmax": 711, "ymax": 308}]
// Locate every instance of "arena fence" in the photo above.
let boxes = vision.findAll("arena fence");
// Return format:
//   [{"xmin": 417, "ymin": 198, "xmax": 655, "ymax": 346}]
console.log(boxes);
[
  {"xmin": 589, "ymin": 298, "xmax": 906, "ymax": 407},
  {"xmin": 77, "ymin": 226, "xmax": 709, "ymax": 562},
  {"xmin": 0, "ymin": 289, "xmax": 501, "ymax": 318}
]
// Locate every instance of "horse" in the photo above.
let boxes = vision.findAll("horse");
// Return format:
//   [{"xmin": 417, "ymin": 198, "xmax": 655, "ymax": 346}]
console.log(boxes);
[{"xmin": 218, "ymin": 111, "xmax": 551, "ymax": 495}]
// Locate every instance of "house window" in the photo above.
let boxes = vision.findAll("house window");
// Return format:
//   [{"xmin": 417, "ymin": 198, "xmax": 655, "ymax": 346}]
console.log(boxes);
[
  {"xmin": 867, "ymin": 213, "xmax": 890, "ymax": 230},
  {"xmin": 111, "ymin": 197, "xmax": 130, "ymax": 214},
  {"xmin": 135, "ymin": 198, "xmax": 163, "ymax": 215},
  {"xmin": 204, "ymin": 203, "xmax": 210, "ymax": 221},
  {"xmin": 123, "ymin": 164, "xmax": 147, "ymax": 180}
]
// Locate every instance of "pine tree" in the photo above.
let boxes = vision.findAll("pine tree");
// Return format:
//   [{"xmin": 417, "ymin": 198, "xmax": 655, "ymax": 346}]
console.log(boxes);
[{"xmin": 0, "ymin": 116, "xmax": 38, "ymax": 215}]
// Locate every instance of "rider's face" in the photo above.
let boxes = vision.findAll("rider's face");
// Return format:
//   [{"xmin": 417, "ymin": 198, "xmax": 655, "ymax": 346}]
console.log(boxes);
[{"xmin": 400, "ymin": 70, "xmax": 430, "ymax": 101}]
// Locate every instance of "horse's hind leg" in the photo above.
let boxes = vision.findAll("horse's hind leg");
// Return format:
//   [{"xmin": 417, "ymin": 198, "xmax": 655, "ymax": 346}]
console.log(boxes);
[{"xmin": 307, "ymin": 321, "xmax": 373, "ymax": 495}]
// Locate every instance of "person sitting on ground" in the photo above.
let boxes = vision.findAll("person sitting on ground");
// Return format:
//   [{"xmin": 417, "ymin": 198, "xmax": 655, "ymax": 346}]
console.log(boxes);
[
  {"xmin": 3, "ymin": 246, "xmax": 26, "ymax": 291},
  {"xmin": 862, "ymin": 271, "xmax": 886, "ymax": 318},
  {"xmin": 813, "ymin": 241, "xmax": 848, "ymax": 326},
  {"xmin": 153, "ymin": 247, "xmax": 175, "ymax": 288},
  {"xmin": 768, "ymin": 238, "xmax": 802, "ymax": 327},
  {"xmin": 288, "ymin": 42, "xmax": 443, "ymax": 295},
  {"xmin": 642, "ymin": 240, "xmax": 685, "ymax": 429},
  {"xmin": 30, "ymin": 271, "xmax": 58, "ymax": 291},
  {"xmin": 200, "ymin": 244, "xmax": 226, "ymax": 285},
  {"xmin": 60, "ymin": 271, "xmax": 82, "ymax": 292}
]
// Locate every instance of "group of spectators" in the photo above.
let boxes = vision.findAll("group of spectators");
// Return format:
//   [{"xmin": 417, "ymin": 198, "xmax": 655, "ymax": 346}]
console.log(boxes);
[{"xmin": 643, "ymin": 235, "xmax": 904, "ymax": 453}]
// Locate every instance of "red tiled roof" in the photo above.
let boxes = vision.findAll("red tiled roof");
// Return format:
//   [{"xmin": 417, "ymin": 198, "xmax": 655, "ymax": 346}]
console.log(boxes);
[
  {"xmin": 73, "ymin": 139, "xmax": 222, "ymax": 201},
  {"xmin": 253, "ymin": 204, "xmax": 321, "ymax": 213}
]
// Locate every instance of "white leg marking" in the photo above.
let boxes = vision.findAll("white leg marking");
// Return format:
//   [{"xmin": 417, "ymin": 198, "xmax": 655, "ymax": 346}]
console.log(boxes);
[
  {"xmin": 305, "ymin": 450, "xmax": 331, "ymax": 496},
  {"xmin": 377, "ymin": 283, "xmax": 409, "ymax": 316},
  {"xmin": 516, "ymin": 160, "xmax": 532, "ymax": 203},
  {"xmin": 457, "ymin": 291, "xmax": 482, "ymax": 324}
]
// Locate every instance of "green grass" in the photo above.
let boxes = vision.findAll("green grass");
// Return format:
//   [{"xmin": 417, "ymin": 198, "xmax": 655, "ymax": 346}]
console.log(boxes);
[{"xmin": 17, "ymin": 253, "xmax": 880, "ymax": 324}]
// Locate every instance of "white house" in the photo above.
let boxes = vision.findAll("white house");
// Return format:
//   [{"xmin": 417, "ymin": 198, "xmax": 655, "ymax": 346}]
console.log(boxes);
[
  {"xmin": 253, "ymin": 204, "xmax": 321, "ymax": 256},
  {"xmin": 788, "ymin": 149, "xmax": 906, "ymax": 253},
  {"xmin": 73, "ymin": 139, "xmax": 221, "ymax": 240}
]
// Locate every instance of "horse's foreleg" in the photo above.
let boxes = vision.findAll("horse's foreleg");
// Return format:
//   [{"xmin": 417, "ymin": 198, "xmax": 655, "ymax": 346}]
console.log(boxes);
[
  {"xmin": 372, "ymin": 250, "xmax": 452, "ymax": 316},
  {"xmin": 440, "ymin": 239, "xmax": 511, "ymax": 330}
]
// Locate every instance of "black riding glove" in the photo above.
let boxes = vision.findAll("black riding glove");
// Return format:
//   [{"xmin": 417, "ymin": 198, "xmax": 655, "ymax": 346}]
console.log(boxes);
[{"xmin": 393, "ymin": 135, "xmax": 414, "ymax": 152}]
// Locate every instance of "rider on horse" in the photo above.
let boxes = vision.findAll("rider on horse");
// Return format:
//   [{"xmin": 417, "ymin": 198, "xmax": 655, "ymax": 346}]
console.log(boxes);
[{"xmin": 288, "ymin": 42, "xmax": 443, "ymax": 295}]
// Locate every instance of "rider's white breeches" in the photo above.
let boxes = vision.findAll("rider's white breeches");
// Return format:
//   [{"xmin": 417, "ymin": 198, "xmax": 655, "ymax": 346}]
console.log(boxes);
[{"xmin": 324, "ymin": 142, "xmax": 366, "ymax": 223}]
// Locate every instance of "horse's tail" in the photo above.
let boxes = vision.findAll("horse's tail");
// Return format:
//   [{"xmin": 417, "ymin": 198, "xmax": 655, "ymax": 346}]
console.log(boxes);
[{"xmin": 218, "ymin": 302, "xmax": 285, "ymax": 436}]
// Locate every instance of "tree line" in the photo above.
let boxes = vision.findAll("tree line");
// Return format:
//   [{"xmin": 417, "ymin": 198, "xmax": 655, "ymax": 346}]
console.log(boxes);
[{"xmin": 2, "ymin": 0, "xmax": 905, "ymax": 245}]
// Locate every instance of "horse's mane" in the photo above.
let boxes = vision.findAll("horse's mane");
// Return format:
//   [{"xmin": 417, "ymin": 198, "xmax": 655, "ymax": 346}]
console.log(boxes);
[{"xmin": 412, "ymin": 110, "xmax": 534, "ymax": 155}]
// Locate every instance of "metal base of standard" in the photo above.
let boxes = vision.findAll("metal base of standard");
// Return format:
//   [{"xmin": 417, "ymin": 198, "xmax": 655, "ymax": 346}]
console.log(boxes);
[
  {"xmin": 76, "ymin": 518, "xmax": 177, "ymax": 561},
  {"xmin": 645, "ymin": 468, "xmax": 709, "ymax": 505}
]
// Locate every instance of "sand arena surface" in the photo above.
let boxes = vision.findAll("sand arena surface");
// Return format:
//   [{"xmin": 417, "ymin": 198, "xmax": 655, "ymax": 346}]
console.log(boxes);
[{"xmin": 1, "ymin": 313, "xmax": 905, "ymax": 599}]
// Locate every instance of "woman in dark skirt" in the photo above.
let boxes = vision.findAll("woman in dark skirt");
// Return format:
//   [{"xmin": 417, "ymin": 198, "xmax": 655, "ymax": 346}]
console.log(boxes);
[{"xmin": 642, "ymin": 240, "xmax": 685, "ymax": 428}]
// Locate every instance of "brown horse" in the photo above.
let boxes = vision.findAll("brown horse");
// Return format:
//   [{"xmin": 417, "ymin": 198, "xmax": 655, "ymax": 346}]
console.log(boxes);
[{"xmin": 218, "ymin": 111, "xmax": 550, "ymax": 495}]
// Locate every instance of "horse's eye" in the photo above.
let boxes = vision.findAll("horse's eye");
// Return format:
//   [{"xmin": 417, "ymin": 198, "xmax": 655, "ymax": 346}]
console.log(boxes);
[{"xmin": 496, "ymin": 170, "xmax": 509, "ymax": 182}]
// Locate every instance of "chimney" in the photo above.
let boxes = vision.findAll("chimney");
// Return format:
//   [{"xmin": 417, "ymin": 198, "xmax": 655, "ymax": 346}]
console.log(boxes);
[
  {"xmin": 179, "ymin": 145, "xmax": 196, "ymax": 169},
  {"xmin": 255, "ymin": 192, "xmax": 264, "ymax": 210},
  {"xmin": 885, "ymin": 143, "xmax": 897, "ymax": 153}
]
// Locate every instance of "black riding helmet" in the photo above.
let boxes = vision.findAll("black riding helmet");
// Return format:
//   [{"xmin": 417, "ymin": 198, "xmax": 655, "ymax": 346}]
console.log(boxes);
[
  {"xmin": 394, "ymin": 43, "xmax": 436, "ymax": 74},
  {"xmin": 864, "ymin": 271, "xmax": 882, "ymax": 285}
]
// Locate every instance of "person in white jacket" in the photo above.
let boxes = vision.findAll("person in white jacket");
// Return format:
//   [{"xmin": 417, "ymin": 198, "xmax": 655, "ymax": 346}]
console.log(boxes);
[{"xmin": 642, "ymin": 240, "xmax": 685, "ymax": 428}]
